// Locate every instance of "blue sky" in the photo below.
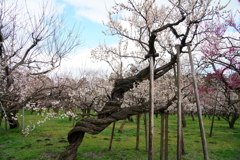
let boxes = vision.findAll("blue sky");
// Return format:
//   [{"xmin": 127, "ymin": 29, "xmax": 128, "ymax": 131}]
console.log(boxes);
[
  {"xmin": 52, "ymin": 0, "xmax": 127, "ymax": 73},
  {"xmin": 59, "ymin": 0, "xmax": 119, "ymax": 48},
  {"xmin": 14, "ymin": 0, "xmax": 240, "ymax": 75}
]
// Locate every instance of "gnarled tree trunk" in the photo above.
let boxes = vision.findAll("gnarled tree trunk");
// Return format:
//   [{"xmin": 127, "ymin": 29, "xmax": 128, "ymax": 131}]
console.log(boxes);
[{"xmin": 59, "ymin": 56, "xmax": 177, "ymax": 159}]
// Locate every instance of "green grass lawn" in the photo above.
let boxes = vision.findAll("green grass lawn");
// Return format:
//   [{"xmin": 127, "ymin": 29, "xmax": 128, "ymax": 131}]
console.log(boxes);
[{"xmin": 0, "ymin": 110, "xmax": 240, "ymax": 160}]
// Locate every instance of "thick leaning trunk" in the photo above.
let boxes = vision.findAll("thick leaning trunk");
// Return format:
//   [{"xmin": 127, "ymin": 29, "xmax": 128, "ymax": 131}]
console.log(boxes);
[
  {"xmin": 60, "ymin": 132, "xmax": 85, "ymax": 160},
  {"xmin": 59, "ymin": 105, "xmax": 148, "ymax": 160},
  {"xmin": 59, "ymin": 95, "xmax": 177, "ymax": 160},
  {"xmin": 59, "ymin": 56, "xmax": 177, "ymax": 160}
]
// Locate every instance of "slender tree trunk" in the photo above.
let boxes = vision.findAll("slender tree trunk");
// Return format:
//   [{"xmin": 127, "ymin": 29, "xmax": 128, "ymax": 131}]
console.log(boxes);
[
  {"xmin": 210, "ymin": 84, "xmax": 219, "ymax": 137},
  {"xmin": 182, "ymin": 111, "xmax": 186, "ymax": 128},
  {"xmin": 144, "ymin": 113, "xmax": 148, "ymax": 152},
  {"xmin": 5, "ymin": 117, "xmax": 7, "ymax": 132},
  {"xmin": 118, "ymin": 119, "xmax": 126, "ymax": 134},
  {"xmin": 188, "ymin": 44, "xmax": 209, "ymax": 160},
  {"xmin": 109, "ymin": 122, "xmax": 115, "ymax": 151},
  {"xmin": 87, "ymin": 108, "xmax": 91, "ymax": 118},
  {"xmin": 160, "ymin": 112, "xmax": 165, "ymax": 160},
  {"xmin": 191, "ymin": 111, "xmax": 195, "ymax": 121},
  {"xmin": 136, "ymin": 114, "xmax": 141, "ymax": 150}
]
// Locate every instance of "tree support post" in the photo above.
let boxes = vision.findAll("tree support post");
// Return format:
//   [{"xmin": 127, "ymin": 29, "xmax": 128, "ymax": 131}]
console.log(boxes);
[
  {"xmin": 187, "ymin": 44, "xmax": 209, "ymax": 160},
  {"xmin": 165, "ymin": 112, "xmax": 169, "ymax": 160},
  {"xmin": 175, "ymin": 44, "xmax": 182, "ymax": 160},
  {"xmin": 109, "ymin": 122, "xmax": 116, "ymax": 151},
  {"xmin": 145, "ymin": 52, "xmax": 159, "ymax": 160},
  {"xmin": 160, "ymin": 112, "xmax": 165, "ymax": 160}
]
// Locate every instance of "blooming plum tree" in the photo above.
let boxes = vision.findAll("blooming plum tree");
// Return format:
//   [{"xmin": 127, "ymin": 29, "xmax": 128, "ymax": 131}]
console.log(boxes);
[
  {"xmin": 60, "ymin": 0, "xmax": 230, "ymax": 159},
  {"xmin": 198, "ymin": 1, "xmax": 240, "ymax": 127},
  {"xmin": 0, "ymin": 0, "xmax": 83, "ymax": 129}
]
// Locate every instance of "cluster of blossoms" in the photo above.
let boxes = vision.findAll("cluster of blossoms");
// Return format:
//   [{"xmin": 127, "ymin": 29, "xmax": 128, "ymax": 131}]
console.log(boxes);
[
  {"xmin": 22, "ymin": 121, "xmax": 35, "ymax": 137},
  {"xmin": 21, "ymin": 110, "xmax": 77, "ymax": 136}
]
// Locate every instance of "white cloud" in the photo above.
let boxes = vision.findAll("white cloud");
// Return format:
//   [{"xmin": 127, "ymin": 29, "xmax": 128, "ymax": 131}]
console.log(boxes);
[
  {"xmin": 61, "ymin": 0, "xmax": 172, "ymax": 24},
  {"xmin": 14, "ymin": 0, "xmax": 65, "ymax": 16},
  {"xmin": 61, "ymin": 0, "xmax": 126, "ymax": 23},
  {"xmin": 14, "ymin": 0, "xmax": 239, "ymax": 26},
  {"xmin": 57, "ymin": 48, "xmax": 111, "ymax": 75}
]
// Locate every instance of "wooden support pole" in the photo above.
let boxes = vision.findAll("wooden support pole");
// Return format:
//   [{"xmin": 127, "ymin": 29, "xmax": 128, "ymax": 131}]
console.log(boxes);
[
  {"xmin": 148, "ymin": 55, "xmax": 155, "ymax": 160},
  {"xmin": 175, "ymin": 44, "xmax": 182, "ymax": 160},
  {"xmin": 109, "ymin": 122, "xmax": 116, "ymax": 151},
  {"xmin": 187, "ymin": 44, "xmax": 209, "ymax": 160},
  {"xmin": 160, "ymin": 112, "xmax": 165, "ymax": 160},
  {"xmin": 136, "ymin": 113, "xmax": 140, "ymax": 150},
  {"xmin": 145, "ymin": 49, "xmax": 159, "ymax": 160},
  {"xmin": 165, "ymin": 112, "xmax": 169, "ymax": 160}
]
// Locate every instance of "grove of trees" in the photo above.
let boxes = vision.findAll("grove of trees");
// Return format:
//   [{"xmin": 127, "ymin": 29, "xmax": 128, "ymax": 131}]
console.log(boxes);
[{"xmin": 0, "ymin": 0, "xmax": 239, "ymax": 160}]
